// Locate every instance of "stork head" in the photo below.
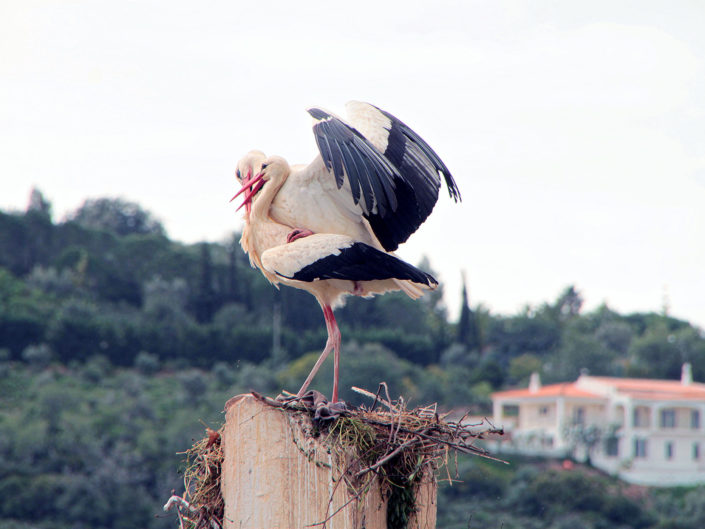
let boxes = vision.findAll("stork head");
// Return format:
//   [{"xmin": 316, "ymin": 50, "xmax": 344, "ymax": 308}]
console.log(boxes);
[
  {"xmin": 232, "ymin": 150, "xmax": 266, "ymax": 217},
  {"xmin": 235, "ymin": 150, "xmax": 266, "ymax": 185},
  {"xmin": 257, "ymin": 155, "xmax": 290, "ymax": 187},
  {"xmin": 231, "ymin": 154, "xmax": 291, "ymax": 215}
]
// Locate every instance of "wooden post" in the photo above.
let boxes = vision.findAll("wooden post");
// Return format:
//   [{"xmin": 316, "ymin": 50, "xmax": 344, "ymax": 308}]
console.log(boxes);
[{"xmin": 222, "ymin": 394, "xmax": 437, "ymax": 529}]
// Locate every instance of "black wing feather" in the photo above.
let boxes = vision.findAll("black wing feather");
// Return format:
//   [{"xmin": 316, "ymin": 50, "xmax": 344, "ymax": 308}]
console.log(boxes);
[
  {"xmin": 308, "ymin": 105, "xmax": 460, "ymax": 252},
  {"xmin": 313, "ymin": 128, "xmax": 343, "ymax": 189},
  {"xmin": 346, "ymin": 142, "xmax": 387, "ymax": 216},
  {"xmin": 285, "ymin": 242, "xmax": 437, "ymax": 287},
  {"xmin": 308, "ymin": 108, "xmax": 400, "ymax": 217},
  {"xmin": 338, "ymin": 141, "xmax": 367, "ymax": 210},
  {"xmin": 379, "ymin": 107, "xmax": 461, "ymax": 203}
]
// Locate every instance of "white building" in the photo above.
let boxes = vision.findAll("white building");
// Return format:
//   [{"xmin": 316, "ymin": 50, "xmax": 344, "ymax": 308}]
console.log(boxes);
[{"xmin": 491, "ymin": 364, "xmax": 705, "ymax": 486}]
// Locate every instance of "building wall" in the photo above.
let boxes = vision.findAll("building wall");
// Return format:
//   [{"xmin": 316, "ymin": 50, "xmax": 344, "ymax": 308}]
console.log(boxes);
[
  {"xmin": 585, "ymin": 401, "xmax": 705, "ymax": 485},
  {"xmin": 493, "ymin": 392, "xmax": 705, "ymax": 486},
  {"xmin": 518, "ymin": 401, "xmax": 556, "ymax": 430},
  {"xmin": 593, "ymin": 432, "xmax": 705, "ymax": 485},
  {"xmin": 564, "ymin": 402, "xmax": 605, "ymax": 426}
]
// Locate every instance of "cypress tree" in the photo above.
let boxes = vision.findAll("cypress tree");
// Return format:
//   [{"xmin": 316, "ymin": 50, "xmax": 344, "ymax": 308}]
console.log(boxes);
[{"xmin": 457, "ymin": 272, "xmax": 480, "ymax": 350}]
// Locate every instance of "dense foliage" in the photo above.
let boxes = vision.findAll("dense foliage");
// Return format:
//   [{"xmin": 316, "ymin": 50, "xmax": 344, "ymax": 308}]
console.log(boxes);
[
  {"xmin": 439, "ymin": 454, "xmax": 705, "ymax": 529},
  {"xmin": 1, "ymin": 191, "xmax": 704, "ymax": 528},
  {"xmin": 3, "ymin": 362, "xmax": 705, "ymax": 529}
]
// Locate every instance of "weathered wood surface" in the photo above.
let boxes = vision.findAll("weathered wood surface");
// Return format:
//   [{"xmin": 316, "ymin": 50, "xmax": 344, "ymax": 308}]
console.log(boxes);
[{"xmin": 222, "ymin": 394, "xmax": 437, "ymax": 529}]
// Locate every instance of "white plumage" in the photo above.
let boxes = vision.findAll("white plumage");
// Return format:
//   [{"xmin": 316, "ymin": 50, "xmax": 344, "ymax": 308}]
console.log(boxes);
[
  {"xmin": 233, "ymin": 101, "xmax": 460, "ymax": 402},
  {"xmin": 344, "ymin": 101, "xmax": 392, "ymax": 156},
  {"xmin": 261, "ymin": 234, "xmax": 354, "ymax": 279}
]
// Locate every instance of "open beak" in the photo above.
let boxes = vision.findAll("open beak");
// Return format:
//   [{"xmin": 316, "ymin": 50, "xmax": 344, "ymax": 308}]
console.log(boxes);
[{"xmin": 231, "ymin": 170, "xmax": 266, "ymax": 212}]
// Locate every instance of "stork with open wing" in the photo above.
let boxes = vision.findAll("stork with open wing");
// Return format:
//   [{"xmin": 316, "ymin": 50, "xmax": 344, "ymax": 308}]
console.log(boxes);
[{"xmin": 233, "ymin": 101, "xmax": 460, "ymax": 402}]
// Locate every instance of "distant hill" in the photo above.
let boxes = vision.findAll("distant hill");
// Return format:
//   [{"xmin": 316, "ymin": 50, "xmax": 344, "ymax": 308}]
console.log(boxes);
[
  {"xmin": 2, "ymin": 193, "xmax": 705, "ymax": 529},
  {"xmin": 2, "ymin": 193, "xmax": 704, "ymax": 393}
]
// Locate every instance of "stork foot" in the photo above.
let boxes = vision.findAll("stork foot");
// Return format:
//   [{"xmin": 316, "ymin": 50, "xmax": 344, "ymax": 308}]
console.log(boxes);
[
  {"xmin": 278, "ymin": 390, "xmax": 348, "ymax": 422},
  {"xmin": 287, "ymin": 228, "xmax": 314, "ymax": 243}
]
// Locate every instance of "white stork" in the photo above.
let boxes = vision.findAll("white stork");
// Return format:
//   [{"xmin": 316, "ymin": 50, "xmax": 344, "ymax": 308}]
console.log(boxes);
[{"xmin": 232, "ymin": 101, "xmax": 460, "ymax": 403}]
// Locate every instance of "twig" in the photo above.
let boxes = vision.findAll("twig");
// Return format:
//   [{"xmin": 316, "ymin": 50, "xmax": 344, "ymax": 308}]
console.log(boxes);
[
  {"xmin": 163, "ymin": 495, "xmax": 223, "ymax": 529},
  {"xmin": 164, "ymin": 495, "xmax": 198, "ymax": 515},
  {"xmin": 351, "ymin": 386, "xmax": 394, "ymax": 410},
  {"xmin": 371, "ymin": 383, "xmax": 385, "ymax": 412},
  {"xmin": 251, "ymin": 390, "xmax": 286, "ymax": 407},
  {"xmin": 356, "ymin": 439, "xmax": 417, "ymax": 477},
  {"xmin": 306, "ymin": 494, "xmax": 359, "ymax": 527},
  {"xmin": 381, "ymin": 383, "xmax": 393, "ymax": 410}
]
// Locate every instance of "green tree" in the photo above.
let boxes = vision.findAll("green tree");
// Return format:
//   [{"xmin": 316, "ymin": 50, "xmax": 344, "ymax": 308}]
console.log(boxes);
[
  {"xmin": 551, "ymin": 285, "xmax": 584, "ymax": 322},
  {"xmin": 457, "ymin": 272, "xmax": 480, "ymax": 351},
  {"xmin": 67, "ymin": 197, "xmax": 165, "ymax": 237},
  {"xmin": 509, "ymin": 353, "xmax": 542, "ymax": 385},
  {"xmin": 595, "ymin": 319, "xmax": 634, "ymax": 356},
  {"xmin": 627, "ymin": 322, "xmax": 705, "ymax": 380},
  {"xmin": 0, "ymin": 268, "xmax": 52, "ymax": 356},
  {"xmin": 488, "ymin": 307, "xmax": 561, "ymax": 362},
  {"xmin": 626, "ymin": 324, "xmax": 681, "ymax": 379},
  {"xmin": 193, "ymin": 243, "xmax": 217, "ymax": 323},
  {"xmin": 46, "ymin": 299, "xmax": 103, "ymax": 362},
  {"xmin": 27, "ymin": 188, "xmax": 52, "ymax": 219},
  {"xmin": 226, "ymin": 233, "xmax": 240, "ymax": 303},
  {"xmin": 547, "ymin": 321, "xmax": 616, "ymax": 381},
  {"xmin": 279, "ymin": 342, "xmax": 424, "ymax": 404}
]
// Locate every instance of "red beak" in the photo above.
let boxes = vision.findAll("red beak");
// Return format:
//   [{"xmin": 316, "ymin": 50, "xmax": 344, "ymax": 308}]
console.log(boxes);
[
  {"xmin": 231, "ymin": 170, "xmax": 265, "ymax": 212},
  {"xmin": 230, "ymin": 168, "xmax": 252, "ymax": 202}
]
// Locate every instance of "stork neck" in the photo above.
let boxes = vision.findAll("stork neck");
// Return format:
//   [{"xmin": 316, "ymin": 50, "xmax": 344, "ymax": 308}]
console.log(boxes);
[{"xmin": 250, "ymin": 172, "xmax": 287, "ymax": 222}]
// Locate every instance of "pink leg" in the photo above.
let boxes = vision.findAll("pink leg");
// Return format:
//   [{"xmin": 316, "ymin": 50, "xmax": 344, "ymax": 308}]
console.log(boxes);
[
  {"xmin": 331, "ymin": 312, "xmax": 340, "ymax": 403},
  {"xmin": 297, "ymin": 304, "xmax": 342, "ymax": 402}
]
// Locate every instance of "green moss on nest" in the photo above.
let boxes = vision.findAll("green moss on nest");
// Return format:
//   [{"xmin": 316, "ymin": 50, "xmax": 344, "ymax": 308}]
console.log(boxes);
[{"xmin": 327, "ymin": 416, "xmax": 377, "ymax": 455}]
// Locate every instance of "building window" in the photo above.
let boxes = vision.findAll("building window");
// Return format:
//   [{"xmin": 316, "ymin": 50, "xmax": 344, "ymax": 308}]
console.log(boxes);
[
  {"xmin": 694, "ymin": 443, "xmax": 700, "ymax": 461},
  {"xmin": 660, "ymin": 409, "xmax": 676, "ymax": 429},
  {"xmin": 692, "ymin": 410, "xmax": 701, "ymax": 429},
  {"xmin": 665, "ymin": 441, "xmax": 674, "ymax": 460},
  {"xmin": 633, "ymin": 407, "xmax": 649, "ymax": 428},
  {"xmin": 574, "ymin": 407, "xmax": 585, "ymax": 425},
  {"xmin": 634, "ymin": 438, "xmax": 648, "ymax": 458},
  {"xmin": 605, "ymin": 436, "xmax": 619, "ymax": 457},
  {"xmin": 502, "ymin": 404, "xmax": 519, "ymax": 417}
]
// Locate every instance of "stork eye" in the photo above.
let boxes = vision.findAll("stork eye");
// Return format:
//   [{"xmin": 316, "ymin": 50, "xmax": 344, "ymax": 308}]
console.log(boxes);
[
  {"xmin": 236, "ymin": 169, "xmax": 241, "ymax": 179},
  {"xmin": 261, "ymin": 163, "xmax": 269, "ymax": 170}
]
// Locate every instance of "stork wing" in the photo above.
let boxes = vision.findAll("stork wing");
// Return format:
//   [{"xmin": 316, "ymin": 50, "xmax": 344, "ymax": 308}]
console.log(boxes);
[
  {"xmin": 260, "ymin": 234, "xmax": 437, "ymax": 287},
  {"xmin": 307, "ymin": 102, "xmax": 461, "ymax": 252},
  {"xmin": 308, "ymin": 107, "xmax": 401, "ymax": 217}
]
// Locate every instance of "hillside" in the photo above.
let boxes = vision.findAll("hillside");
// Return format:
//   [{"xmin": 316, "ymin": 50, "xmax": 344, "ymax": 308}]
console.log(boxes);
[
  {"xmin": 2, "ymin": 192, "xmax": 705, "ymax": 528},
  {"xmin": 3, "ymin": 362, "xmax": 705, "ymax": 529}
]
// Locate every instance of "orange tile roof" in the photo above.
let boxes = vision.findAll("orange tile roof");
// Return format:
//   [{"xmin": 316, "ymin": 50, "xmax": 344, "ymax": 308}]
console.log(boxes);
[
  {"xmin": 493, "ymin": 376, "xmax": 705, "ymax": 402},
  {"xmin": 492, "ymin": 382, "xmax": 602, "ymax": 400},
  {"xmin": 586, "ymin": 376, "xmax": 705, "ymax": 401}
]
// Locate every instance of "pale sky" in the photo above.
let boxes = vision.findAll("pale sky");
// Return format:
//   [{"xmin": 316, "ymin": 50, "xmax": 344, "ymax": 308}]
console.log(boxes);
[{"xmin": 1, "ymin": 1, "xmax": 704, "ymax": 328}]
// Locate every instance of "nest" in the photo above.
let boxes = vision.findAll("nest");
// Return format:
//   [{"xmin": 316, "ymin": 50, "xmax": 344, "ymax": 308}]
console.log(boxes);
[
  {"xmin": 164, "ymin": 427, "xmax": 224, "ymax": 529},
  {"xmin": 290, "ymin": 385, "xmax": 504, "ymax": 528},
  {"xmin": 164, "ymin": 384, "xmax": 504, "ymax": 529}
]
